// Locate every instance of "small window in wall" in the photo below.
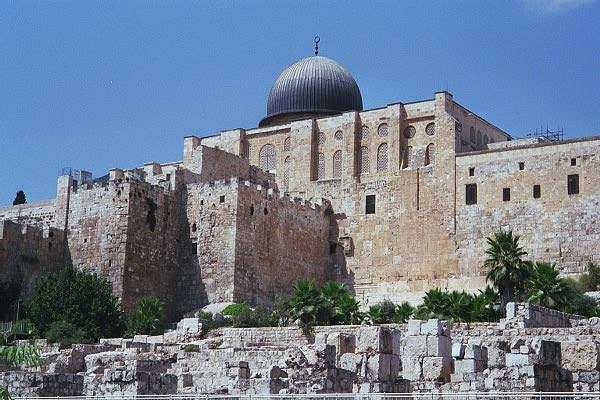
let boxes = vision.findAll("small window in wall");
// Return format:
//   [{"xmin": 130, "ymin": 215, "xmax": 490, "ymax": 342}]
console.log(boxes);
[
  {"xmin": 465, "ymin": 184, "xmax": 477, "ymax": 205},
  {"xmin": 519, "ymin": 162, "xmax": 525, "ymax": 171},
  {"xmin": 533, "ymin": 185, "xmax": 541, "ymax": 199},
  {"xmin": 250, "ymin": 205, "xmax": 254, "ymax": 216},
  {"xmin": 329, "ymin": 242, "xmax": 337, "ymax": 254},
  {"xmin": 365, "ymin": 195, "xmax": 376, "ymax": 215},
  {"xmin": 219, "ymin": 195, "xmax": 225, "ymax": 203},
  {"xmin": 469, "ymin": 167, "xmax": 475, "ymax": 177},
  {"xmin": 191, "ymin": 223, "xmax": 197, "ymax": 232},
  {"xmin": 568, "ymin": 174, "xmax": 579, "ymax": 195},
  {"xmin": 503, "ymin": 188, "xmax": 511, "ymax": 202},
  {"xmin": 571, "ymin": 158, "xmax": 577, "ymax": 166}
]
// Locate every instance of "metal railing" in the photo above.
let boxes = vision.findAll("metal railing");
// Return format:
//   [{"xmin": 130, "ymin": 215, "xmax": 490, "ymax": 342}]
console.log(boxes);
[{"xmin": 11, "ymin": 393, "xmax": 600, "ymax": 400}]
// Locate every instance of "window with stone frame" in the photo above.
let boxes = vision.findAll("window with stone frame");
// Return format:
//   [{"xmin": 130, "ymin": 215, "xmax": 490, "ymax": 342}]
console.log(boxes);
[
  {"xmin": 404, "ymin": 125, "xmax": 416, "ymax": 138},
  {"xmin": 425, "ymin": 122, "xmax": 435, "ymax": 136},
  {"xmin": 465, "ymin": 184, "xmax": 477, "ymax": 205},
  {"xmin": 568, "ymin": 174, "xmax": 579, "ymax": 195},
  {"xmin": 318, "ymin": 132, "xmax": 326, "ymax": 145},
  {"xmin": 424, "ymin": 143, "xmax": 435, "ymax": 166},
  {"xmin": 359, "ymin": 125, "xmax": 370, "ymax": 140},
  {"xmin": 283, "ymin": 156, "xmax": 290, "ymax": 190},
  {"xmin": 476, "ymin": 130, "xmax": 482, "ymax": 146},
  {"xmin": 334, "ymin": 130, "xmax": 343, "ymax": 142},
  {"xmin": 332, "ymin": 150, "xmax": 342, "ymax": 178},
  {"xmin": 259, "ymin": 144, "xmax": 277, "ymax": 171},
  {"xmin": 470, "ymin": 127, "xmax": 476, "ymax": 143},
  {"xmin": 358, "ymin": 146, "xmax": 370, "ymax": 174},
  {"xmin": 283, "ymin": 137, "xmax": 291, "ymax": 152},
  {"xmin": 316, "ymin": 152, "xmax": 325, "ymax": 180},
  {"xmin": 402, "ymin": 146, "xmax": 412, "ymax": 169},
  {"xmin": 376, "ymin": 143, "xmax": 388, "ymax": 172},
  {"xmin": 377, "ymin": 123, "xmax": 389, "ymax": 137}
]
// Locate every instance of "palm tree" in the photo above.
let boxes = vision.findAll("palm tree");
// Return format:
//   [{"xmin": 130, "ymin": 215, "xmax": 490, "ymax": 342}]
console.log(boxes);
[
  {"xmin": 394, "ymin": 302, "xmax": 414, "ymax": 323},
  {"xmin": 526, "ymin": 262, "xmax": 569, "ymax": 309},
  {"xmin": 483, "ymin": 230, "xmax": 531, "ymax": 308}
]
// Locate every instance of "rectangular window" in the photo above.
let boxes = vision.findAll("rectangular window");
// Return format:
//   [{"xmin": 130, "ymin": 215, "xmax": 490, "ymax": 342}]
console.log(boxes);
[
  {"xmin": 519, "ymin": 162, "xmax": 525, "ymax": 171},
  {"xmin": 503, "ymin": 188, "xmax": 511, "ymax": 202},
  {"xmin": 329, "ymin": 242, "xmax": 337, "ymax": 255},
  {"xmin": 571, "ymin": 158, "xmax": 577, "ymax": 166},
  {"xmin": 469, "ymin": 167, "xmax": 475, "ymax": 177},
  {"xmin": 219, "ymin": 195, "xmax": 225, "ymax": 203},
  {"xmin": 533, "ymin": 185, "xmax": 541, "ymax": 199},
  {"xmin": 568, "ymin": 174, "xmax": 579, "ymax": 195},
  {"xmin": 365, "ymin": 195, "xmax": 376, "ymax": 214},
  {"xmin": 465, "ymin": 184, "xmax": 477, "ymax": 205}
]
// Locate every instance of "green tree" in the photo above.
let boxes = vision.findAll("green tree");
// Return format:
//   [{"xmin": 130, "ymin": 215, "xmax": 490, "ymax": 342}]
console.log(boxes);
[
  {"xmin": 526, "ymin": 262, "xmax": 569, "ymax": 309},
  {"xmin": 579, "ymin": 261, "xmax": 600, "ymax": 292},
  {"xmin": 26, "ymin": 266, "xmax": 125, "ymax": 342},
  {"xmin": 320, "ymin": 282, "xmax": 363, "ymax": 325},
  {"xmin": 126, "ymin": 296, "xmax": 164, "ymax": 336},
  {"xmin": 287, "ymin": 280, "xmax": 328, "ymax": 333},
  {"xmin": 12, "ymin": 191, "xmax": 26, "ymax": 206},
  {"xmin": 394, "ymin": 302, "xmax": 415, "ymax": 323},
  {"xmin": 368, "ymin": 300, "xmax": 396, "ymax": 324},
  {"xmin": 483, "ymin": 230, "xmax": 531, "ymax": 308},
  {"xmin": 222, "ymin": 303, "xmax": 252, "ymax": 318}
]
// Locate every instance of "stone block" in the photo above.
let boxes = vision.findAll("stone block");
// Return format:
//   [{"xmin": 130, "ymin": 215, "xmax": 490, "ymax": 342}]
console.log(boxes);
[
  {"xmin": 405, "ymin": 335, "xmax": 427, "ymax": 356},
  {"xmin": 390, "ymin": 354, "xmax": 401, "ymax": 378},
  {"xmin": 356, "ymin": 326, "xmax": 391, "ymax": 353},
  {"xmin": 366, "ymin": 353, "xmax": 391, "ymax": 381},
  {"xmin": 421, "ymin": 319, "xmax": 443, "ymax": 336},
  {"xmin": 401, "ymin": 356, "xmax": 422, "ymax": 381},
  {"xmin": 487, "ymin": 347, "xmax": 506, "ymax": 368},
  {"xmin": 454, "ymin": 358, "xmax": 485, "ymax": 374},
  {"xmin": 391, "ymin": 329, "xmax": 403, "ymax": 355},
  {"xmin": 427, "ymin": 335, "xmax": 451, "ymax": 357},
  {"xmin": 407, "ymin": 320, "xmax": 423, "ymax": 336},
  {"xmin": 464, "ymin": 344, "xmax": 487, "ymax": 361},
  {"xmin": 452, "ymin": 343, "xmax": 465, "ymax": 359},
  {"xmin": 339, "ymin": 353, "xmax": 363, "ymax": 374},
  {"xmin": 422, "ymin": 356, "xmax": 453, "ymax": 382},
  {"xmin": 562, "ymin": 340, "xmax": 600, "ymax": 371},
  {"xmin": 505, "ymin": 353, "xmax": 530, "ymax": 367}
]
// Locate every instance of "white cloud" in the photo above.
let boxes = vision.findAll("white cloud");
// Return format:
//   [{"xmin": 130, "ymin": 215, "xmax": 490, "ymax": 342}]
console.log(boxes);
[{"xmin": 524, "ymin": 0, "xmax": 597, "ymax": 13}]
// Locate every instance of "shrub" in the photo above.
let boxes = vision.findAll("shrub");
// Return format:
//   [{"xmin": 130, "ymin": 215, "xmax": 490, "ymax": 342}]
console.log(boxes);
[
  {"xmin": 46, "ymin": 320, "xmax": 90, "ymax": 347},
  {"xmin": 0, "ymin": 276, "xmax": 22, "ymax": 321},
  {"xmin": 196, "ymin": 310, "xmax": 228, "ymax": 333},
  {"xmin": 26, "ymin": 266, "xmax": 125, "ymax": 342},
  {"xmin": 126, "ymin": 296, "xmax": 164, "ymax": 336},
  {"xmin": 368, "ymin": 300, "xmax": 396, "ymax": 324},
  {"xmin": 230, "ymin": 307, "xmax": 273, "ymax": 328},
  {"xmin": 222, "ymin": 303, "xmax": 252, "ymax": 318},
  {"xmin": 394, "ymin": 302, "xmax": 415, "ymax": 323},
  {"xmin": 12, "ymin": 190, "xmax": 26, "ymax": 206}
]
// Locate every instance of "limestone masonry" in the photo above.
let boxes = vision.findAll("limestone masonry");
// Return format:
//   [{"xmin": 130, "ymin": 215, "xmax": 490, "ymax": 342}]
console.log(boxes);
[
  {"xmin": 1, "ymin": 54, "xmax": 600, "ymax": 318},
  {"xmin": 3, "ymin": 303, "xmax": 600, "ymax": 395}
]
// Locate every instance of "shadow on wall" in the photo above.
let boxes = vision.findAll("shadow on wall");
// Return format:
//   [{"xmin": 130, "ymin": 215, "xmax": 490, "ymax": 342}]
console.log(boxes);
[{"xmin": 328, "ymin": 211, "xmax": 355, "ymax": 294}]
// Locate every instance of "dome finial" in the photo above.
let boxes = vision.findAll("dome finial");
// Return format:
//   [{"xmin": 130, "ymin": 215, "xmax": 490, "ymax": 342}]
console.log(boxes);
[{"xmin": 314, "ymin": 35, "xmax": 320, "ymax": 56}]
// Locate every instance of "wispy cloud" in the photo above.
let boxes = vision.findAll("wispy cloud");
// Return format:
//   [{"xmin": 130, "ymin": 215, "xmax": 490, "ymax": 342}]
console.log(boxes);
[{"xmin": 524, "ymin": 0, "xmax": 597, "ymax": 13}]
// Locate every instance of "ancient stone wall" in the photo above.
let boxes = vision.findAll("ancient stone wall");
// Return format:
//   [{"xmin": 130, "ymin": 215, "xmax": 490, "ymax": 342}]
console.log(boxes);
[
  {"xmin": 0, "ymin": 200, "xmax": 56, "ymax": 229},
  {"xmin": 456, "ymin": 136, "xmax": 600, "ymax": 281},
  {"xmin": 0, "ymin": 220, "xmax": 64, "ymax": 297}
]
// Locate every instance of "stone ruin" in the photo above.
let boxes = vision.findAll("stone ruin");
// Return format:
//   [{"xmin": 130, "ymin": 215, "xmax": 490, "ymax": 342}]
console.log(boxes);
[{"xmin": 2, "ymin": 303, "xmax": 600, "ymax": 396}]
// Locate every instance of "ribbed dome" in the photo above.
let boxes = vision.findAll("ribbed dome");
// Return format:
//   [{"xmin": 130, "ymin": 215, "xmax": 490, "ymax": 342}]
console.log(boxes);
[{"xmin": 260, "ymin": 56, "xmax": 363, "ymax": 126}]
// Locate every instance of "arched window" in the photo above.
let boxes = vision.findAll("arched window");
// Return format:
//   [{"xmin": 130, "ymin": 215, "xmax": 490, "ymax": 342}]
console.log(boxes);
[
  {"xmin": 455, "ymin": 122, "xmax": 462, "ymax": 133},
  {"xmin": 359, "ymin": 146, "xmax": 370, "ymax": 174},
  {"xmin": 470, "ymin": 127, "xmax": 476, "ymax": 143},
  {"xmin": 377, "ymin": 143, "xmax": 388, "ymax": 171},
  {"xmin": 318, "ymin": 132, "xmax": 326, "ymax": 145},
  {"xmin": 403, "ymin": 146, "xmax": 412, "ymax": 169},
  {"xmin": 424, "ymin": 143, "xmax": 435, "ymax": 166},
  {"xmin": 259, "ymin": 144, "xmax": 277, "ymax": 171},
  {"xmin": 476, "ymin": 130, "xmax": 482, "ymax": 146},
  {"xmin": 483, "ymin": 134, "xmax": 489, "ymax": 146},
  {"xmin": 404, "ymin": 125, "xmax": 416, "ymax": 138},
  {"xmin": 378, "ymin": 123, "xmax": 389, "ymax": 137},
  {"xmin": 334, "ymin": 130, "xmax": 343, "ymax": 141},
  {"xmin": 283, "ymin": 137, "xmax": 291, "ymax": 152},
  {"xmin": 425, "ymin": 122, "xmax": 435, "ymax": 136},
  {"xmin": 332, "ymin": 150, "xmax": 342, "ymax": 178},
  {"xmin": 283, "ymin": 156, "xmax": 290, "ymax": 190},
  {"xmin": 359, "ymin": 125, "xmax": 370, "ymax": 140},
  {"xmin": 316, "ymin": 153, "xmax": 325, "ymax": 180}
]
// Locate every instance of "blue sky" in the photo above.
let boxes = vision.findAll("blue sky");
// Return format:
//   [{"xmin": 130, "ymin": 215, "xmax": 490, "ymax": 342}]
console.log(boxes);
[{"xmin": 1, "ymin": 1, "xmax": 599, "ymax": 205}]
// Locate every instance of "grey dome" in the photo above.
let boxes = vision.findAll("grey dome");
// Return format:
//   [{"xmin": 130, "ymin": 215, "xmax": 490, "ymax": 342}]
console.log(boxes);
[{"xmin": 260, "ymin": 56, "xmax": 363, "ymax": 126}]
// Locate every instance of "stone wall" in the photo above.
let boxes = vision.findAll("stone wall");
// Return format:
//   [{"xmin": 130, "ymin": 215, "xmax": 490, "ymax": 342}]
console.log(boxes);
[
  {"xmin": 0, "ymin": 200, "xmax": 56, "ymax": 229},
  {"xmin": 0, "ymin": 220, "xmax": 64, "ymax": 298}
]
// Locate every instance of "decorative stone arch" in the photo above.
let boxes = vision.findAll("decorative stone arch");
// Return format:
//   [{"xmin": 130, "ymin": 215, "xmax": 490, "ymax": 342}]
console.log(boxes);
[
  {"xmin": 402, "ymin": 146, "xmax": 412, "ymax": 169},
  {"xmin": 283, "ymin": 137, "xmax": 291, "ymax": 152},
  {"xmin": 359, "ymin": 125, "xmax": 370, "ymax": 140},
  {"xmin": 332, "ymin": 150, "xmax": 342, "ymax": 178},
  {"xmin": 259, "ymin": 144, "xmax": 277, "ymax": 172},
  {"xmin": 377, "ymin": 123, "xmax": 389, "ymax": 137},
  {"xmin": 377, "ymin": 143, "xmax": 388, "ymax": 172}
]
